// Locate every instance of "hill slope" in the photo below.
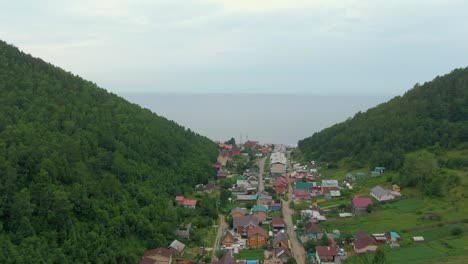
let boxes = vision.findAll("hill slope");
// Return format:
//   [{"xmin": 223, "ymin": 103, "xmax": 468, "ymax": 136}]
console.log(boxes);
[
  {"xmin": 0, "ymin": 40, "xmax": 218, "ymax": 262},
  {"xmin": 298, "ymin": 67, "xmax": 468, "ymax": 169}
]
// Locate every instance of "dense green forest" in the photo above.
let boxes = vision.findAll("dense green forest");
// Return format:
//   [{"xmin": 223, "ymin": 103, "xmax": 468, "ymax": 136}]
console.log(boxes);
[
  {"xmin": 299, "ymin": 67, "xmax": 468, "ymax": 170},
  {"xmin": 0, "ymin": 40, "xmax": 218, "ymax": 263}
]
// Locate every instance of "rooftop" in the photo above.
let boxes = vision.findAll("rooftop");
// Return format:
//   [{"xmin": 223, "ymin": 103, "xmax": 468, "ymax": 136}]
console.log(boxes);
[{"xmin": 352, "ymin": 197, "xmax": 372, "ymax": 208}]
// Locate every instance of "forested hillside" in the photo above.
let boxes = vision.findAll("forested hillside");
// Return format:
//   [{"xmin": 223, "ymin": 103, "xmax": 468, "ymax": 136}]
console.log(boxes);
[
  {"xmin": 0, "ymin": 40, "xmax": 218, "ymax": 262},
  {"xmin": 298, "ymin": 67, "xmax": 468, "ymax": 170}
]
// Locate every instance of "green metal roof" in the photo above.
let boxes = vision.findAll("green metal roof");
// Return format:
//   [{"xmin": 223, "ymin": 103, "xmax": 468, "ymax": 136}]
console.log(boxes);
[
  {"xmin": 295, "ymin": 182, "xmax": 315, "ymax": 190},
  {"xmin": 252, "ymin": 205, "xmax": 268, "ymax": 213},
  {"xmin": 237, "ymin": 175, "xmax": 247, "ymax": 180}
]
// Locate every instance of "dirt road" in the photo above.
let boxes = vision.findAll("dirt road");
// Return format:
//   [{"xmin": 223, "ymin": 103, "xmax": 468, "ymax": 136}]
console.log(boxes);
[
  {"xmin": 212, "ymin": 215, "xmax": 226, "ymax": 261},
  {"xmin": 281, "ymin": 151, "xmax": 306, "ymax": 264},
  {"xmin": 256, "ymin": 157, "xmax": 266, "ymax": 194}
]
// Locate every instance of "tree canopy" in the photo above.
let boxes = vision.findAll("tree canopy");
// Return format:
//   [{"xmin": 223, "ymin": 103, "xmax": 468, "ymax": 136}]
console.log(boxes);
[
  {"xmin": 298, "ymin": 67, "xmax": 468, "ymax": 170},
  {"xmin": 0, "ymin": 40, "xmax": 218, "ymax": 263}
]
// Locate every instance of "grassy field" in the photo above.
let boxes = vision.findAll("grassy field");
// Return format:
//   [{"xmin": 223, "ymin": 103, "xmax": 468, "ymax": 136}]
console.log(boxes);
[
  {"xmin": 235, "ymin": 248, "xmax": 265, "ymax": 260},
  {"xmin": 308, "ymin": 149, "xmax": 468, "ymax": 263},
  {"xmin": 345, "ymin": 234, "xmax": 468, "ymax": 264},
  {"xmin": 202, "ymin": 219, "xmax": 218, "ymax": 247},
  {"xmin": 385, "ymin": 235, "xmax": 468, "ymax": 263},
  {"xmin": 322, "ymin": 194, "xmax": 468, "ymax": 235}
]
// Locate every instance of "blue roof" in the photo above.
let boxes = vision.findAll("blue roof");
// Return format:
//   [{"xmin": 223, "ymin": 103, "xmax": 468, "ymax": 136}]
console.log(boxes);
[
  {"xmin": 390, "ymin": 231, "xmax": 400, "ymax": 238},
  {"xmin": 246, "ymin": 261, "xmax": 258, "ymax": 264}
]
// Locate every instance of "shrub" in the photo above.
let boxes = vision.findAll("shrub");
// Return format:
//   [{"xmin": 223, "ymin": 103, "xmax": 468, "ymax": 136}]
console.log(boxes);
[{"xmin": 451, "ymin": 227, "xmax": 463, "ymax": 236}]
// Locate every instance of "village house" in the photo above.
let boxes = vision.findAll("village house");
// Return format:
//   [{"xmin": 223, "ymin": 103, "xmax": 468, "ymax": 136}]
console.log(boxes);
[
  {"xmin": 372, "ymin": 233, "xmax": 388, "ymax": 245},
  {"xmin": 274, "ymin": 247, "xmax": 292, "ymax": 263},
  {"xmin": 216, "ymin": 253, "xmax": 236, "ymax": 264},
  {"xmin": 310, "ymin": 205, "xmax": 325, "ymax": 215},
  {"xmin": 233, "ymin": 216, "xmax": 260, "ymax": 236},
  {"xmin": 222, "ymin": 230, "xmax": 237, "ymax": 247},
  {"xmin": 370, "ymin": 185, "xmax": 401, "ymax": 202},
  {"xmin": 293, "ymin": 190, "xmax": 312, "ymax": 201},
  {"xmin": 195, "ymin": 182, "xmax": 215, "ymax": 193},
  {"xmin": 272, "ymin": 218, "xmax": 286, "ymax": 231},
  {"xmin": 217, "ymin": 151, "xmax": 233, "ymax": 166},
  {"xmin": 291, "ymin": 171, "xmax": 307, "ymax": 182},
  {"xmin": 175, "ymin": 196, "xmax": 197, "ymax": 209},
  {"xmin": 304, "ymin": 222, "xmax": 324, "ymax": 240},
  {"xmin": 252, "ymin": 205, "xmax": 268, "ymax": 222},
  {"xmin": 273, "ymin": 232, "xmax": 289, "ymax": 249},
  {"xmin": 392, "ymin": 184, "xmax": 401, "ymax": 192},
  {"xmin": 247, "ymin": 175, "xmax": 258, "ymax": 182},
  {"xmin": 215, "ymin": 162, "xmax": 222, "ymax": 171},
  {"xmin": 274, "ymin": 177, "xmax": 288, "ymax": 194},
  {"xmin": 270, "ymin": 152, "xmax": 287, "ymax": 176},
  {"xmin": 183, "ymin": 199, "xmax": 197, "ymax": 209},
  {"xmin": 386, "ymin": 231, "xmax": 401, "ymax": 242},
  {"xmin": 244, "ymin": 140, "xmax": 259, "ymax": 150},
  {"xmin": 270, "ymin": 163, "xmax": 286, "ymax": 176},
  {"xmin": 247, "ymin": 226, "xmax": 268, "ymax": 248},
  {"xmin": 272, "ymin": 232, "xmax": 292, "ymax": 263},
  {"xmin": 237, "ymin": 179, "xmax": 259, "ymax": 189},
  {"xmin": 231, "ymin": 187, "xmax": 248, "ymax": 196},
  {"xmin": 374, "ymin": 167, "xmax": 386, "ymax": 173},
  {"xmin": 173, "ymin": 258, "xmax": 198, "ymax": 264},
  {"xmin": 271, "ymin": 203, "xmax": 281, "ymax": 211},
  {"xmin": 296, "ymin": 181, "xmax": 317, "ymax": 190},
  {"xmin": 176, "ymin": 223, "xmax": 191, "ymax": 240},
  {"xmin": 352, "ymin": 197, "xmax": 373, "ymax": 215},
  {"xmin": 217, "ymin": 170, "xmax": 228, "ymax": 180},
  {"xmin": 140, "ymin": 247, "xmax": 172, "ymax": 264},
  {"xmin": 353, "ymin": 231, "xmax": 378, "ymax": 254},
  {"xmin": 315, "ymin": 246, "xmax": 340, "ymax": 264},
  {"xmin": 257, "ymin": 193, "xmax": 273, "ymax": 206},
  {"xmin": 218, "ymin": 143, "xmax": 233, "ymax": 150},
  {"xmin": 168, "ymin": 240, "xmax": 186, "ymax": 256},
  {"xmin": 321, "ymin": 180, "xmax": 340, "ymax": 197},
  {"xmin": 175, "ymin": 196, "xmax": 185, "ymax": 205},
  {"xmin": 232, "ymin": 147, "xmax": 241, "ymax": 156},
  {"xmin": 230, "ymin": 208, "xmax": 248, "ymax": 218},
  {"xmin": 264, "ymin": 258, "xmax": 284, "ymax": 264},
  {"xmin": 346, "ymin": 173, "xmax": 356, "ymax": 181},
  {"xmin": 236, "ymin": 194, "xmax": 257, "ymax": 202}
]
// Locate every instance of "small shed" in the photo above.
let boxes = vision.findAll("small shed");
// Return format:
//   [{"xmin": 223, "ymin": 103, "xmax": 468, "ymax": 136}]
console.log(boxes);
[
  {"xmin": 356, "ymin": 172, "xmax": 367, "ymax": 179},
  {"xmin": 389, "ymin": 231, "xmax": 401, "ymax": 241},
  {"xmin": 374, "ymin": 167, "xmax": 386, "ymax": 173},
  {"xmin": 271, "ymin": 203, "xmax": 281, "ymax": 211}
]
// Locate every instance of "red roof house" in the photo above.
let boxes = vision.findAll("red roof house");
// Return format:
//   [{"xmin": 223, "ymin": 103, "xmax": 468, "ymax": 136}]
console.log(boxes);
[
  {"xmin": 294, "ymin": 190, "xmax": 311, "ymax": 200},
  {"xmin": 352, "ymin": 197, "xmax": 373, "ymax": 215},
  {"xmin": 175, "ymin": 196, "xmax": 185, "ymax": 203},
  {"xmin": 354, "ymin": 230, "xmax": 378, "ymax": 253},
  {"xmin": 183, "ymin": 199, "xmax": 197, "ymax": 209},
  {"xmin": 141, "ymin": 247, "xmax": 173, "ymax": 264},
  {"xmin": 274, "ymin": 177, "xmax": 288, "ymax": 194},
  {"xmin": 352, "ymin": 197, "xmax": 372, "ymax": 208},
  {"xmin": 315, "ymin": 246, "xmax": 339, "ymax": 263},
  {"xmin": 217, "ymin": 170, "xmax": 228, "ymax": 180},
  {"xmin": 272, "ymin": 218, "xmax": 286, "ymax": 229}
]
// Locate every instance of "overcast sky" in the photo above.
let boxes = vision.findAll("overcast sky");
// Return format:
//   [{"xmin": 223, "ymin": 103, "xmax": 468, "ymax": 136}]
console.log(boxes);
[{"xmin": 1, "ymin": 0, "xmax": 468, "ymax": 94}]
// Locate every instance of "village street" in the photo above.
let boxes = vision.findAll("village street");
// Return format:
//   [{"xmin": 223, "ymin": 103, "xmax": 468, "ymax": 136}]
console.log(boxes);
[
  {"xmin": 212, "ymin": 215, "xmax": 226, "ymax": 261},
  {"xmin": 281, "ymin": 184, "xmax": 306, "ymax": 264},
  {"xmin": 256, "ymin": 157, "xmax": 266, "ymax": 194},
  {"xmin": 282, "ymin": 150, "xmax": 306, "ymax": 264}
]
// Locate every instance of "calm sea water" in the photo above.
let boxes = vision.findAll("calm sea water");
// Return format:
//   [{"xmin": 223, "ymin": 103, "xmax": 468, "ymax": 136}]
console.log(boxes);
[{"xmin": 120, "ymin": 93, "xmax": 393, "ymax": 145}]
